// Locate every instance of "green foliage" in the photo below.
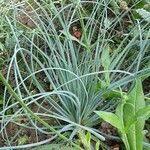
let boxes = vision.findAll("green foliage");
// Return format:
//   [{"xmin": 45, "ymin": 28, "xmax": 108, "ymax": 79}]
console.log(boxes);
[
  {"xmin": 95, "ymin": 111, "xmax": 123, "ymax": 132},
  {"xmin": 78, "ymin": 130, "xmax": 101, "ymax": 150},
  {"xmin": 96, "ymin": 79, "xmax": 150, "ymax": 150},
  {"xmin": 0, "ymin": 0, "xmax": 150, "ymax": 149},
  {"xmin": 101, "ymin": 45, "xmax": 111, "ymax": 85}
]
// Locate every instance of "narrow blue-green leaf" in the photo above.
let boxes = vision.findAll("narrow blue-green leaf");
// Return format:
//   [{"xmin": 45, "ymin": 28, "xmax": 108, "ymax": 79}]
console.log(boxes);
[{"xmin": 101, "ymin": 45, "xmax": 110, "ymax": 85}]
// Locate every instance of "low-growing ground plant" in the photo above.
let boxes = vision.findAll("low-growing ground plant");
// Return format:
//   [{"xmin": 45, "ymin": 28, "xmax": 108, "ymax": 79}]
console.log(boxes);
[
  {"xmin": 96, "ymin": 78, "xmax": 150, "ymax": 150},
  {"xmin": 0, "ymin": 0, "xmax": 150, "ymax": 149}
]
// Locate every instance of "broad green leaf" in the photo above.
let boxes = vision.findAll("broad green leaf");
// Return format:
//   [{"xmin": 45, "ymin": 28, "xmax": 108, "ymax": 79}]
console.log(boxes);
[
  {"xmin": 128, "ymin": 79, "xmax": 145, "ymax": 112},
  {"xmin": 95, "ymin": 111, "xmax": 123, "ymax": 132},
  {"xmin": 32, "ymin": 144, "xmax": 79, "ymax": 150},
  {"xmin": 116, "ymin": 101, "xmax": 132, "ymax": 150},
  {"xmin": 123, "ymin": 103, "xmax": 135, "ymax": 131},
  {"xmin": 136, "ymin": 105, "xmax": 150, "ymax": 120},
  {"xmin": 116, "ymin": 95, "xmax": 127, "ymax": 118},
  {"xmin": 116, "ymin": 101, "xmax": 124, "ymax": 129},
  {"xmin": 134, "ymin": 80, "xmax": 145, "ymax": 150},
  {"xmin": 125, "ymin": 79, "xmax": 145, "ymax": 150}
]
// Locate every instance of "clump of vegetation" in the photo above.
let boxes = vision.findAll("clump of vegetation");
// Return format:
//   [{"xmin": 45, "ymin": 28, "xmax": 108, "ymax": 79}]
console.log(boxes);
[{"xmin": 0, "ymin": 0, "xmax": 150, "ymax": 149}]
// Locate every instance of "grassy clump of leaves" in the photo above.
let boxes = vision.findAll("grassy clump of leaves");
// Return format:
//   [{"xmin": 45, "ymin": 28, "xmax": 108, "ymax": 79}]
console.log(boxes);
[{"xmin": 0, "ymin": 0, "xmax": 150, "ymax": 149}]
